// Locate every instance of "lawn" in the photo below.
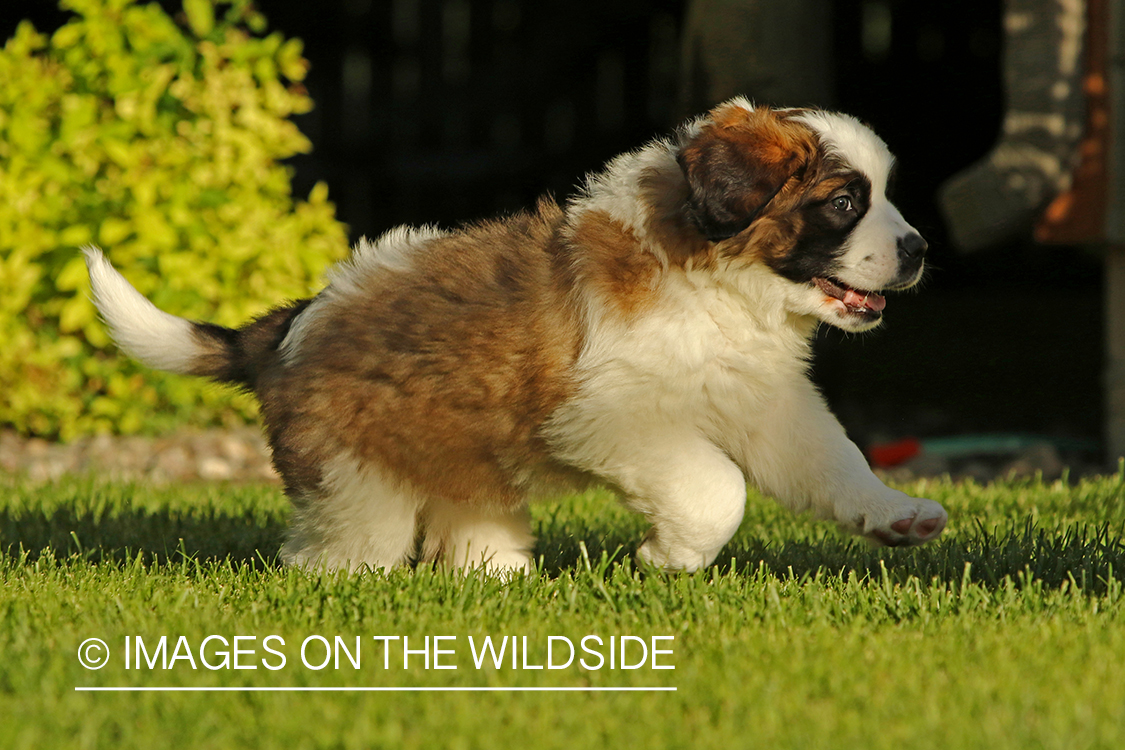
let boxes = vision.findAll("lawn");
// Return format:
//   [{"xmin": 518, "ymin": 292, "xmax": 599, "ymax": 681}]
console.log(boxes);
[{"xmin": 1, "ymin": 471, "xmax": 1123, "ymax": 749}]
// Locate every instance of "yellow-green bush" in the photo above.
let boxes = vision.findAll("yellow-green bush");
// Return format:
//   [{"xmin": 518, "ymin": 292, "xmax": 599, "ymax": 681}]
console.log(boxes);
[{"xmin": 0, "ymin": 0, "xmax": 348, "ymax": 440}]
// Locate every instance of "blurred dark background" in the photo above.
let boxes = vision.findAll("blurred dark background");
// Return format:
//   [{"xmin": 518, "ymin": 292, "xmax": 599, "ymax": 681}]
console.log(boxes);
[{"xmin": 2, "ymin": 0, "xmax": 1103, "ymax": 455}]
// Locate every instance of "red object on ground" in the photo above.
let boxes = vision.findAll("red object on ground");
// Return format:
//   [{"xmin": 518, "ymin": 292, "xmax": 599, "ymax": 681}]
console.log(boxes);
[{"xmin": 867, "ymin": 437, "xmax": 923, "ymax": 468}]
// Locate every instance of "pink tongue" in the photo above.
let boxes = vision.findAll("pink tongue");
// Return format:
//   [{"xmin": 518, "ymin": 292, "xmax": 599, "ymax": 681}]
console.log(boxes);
[{"xmin": 843, "ymin": 288, "xmax": 886, "ymax": 312}]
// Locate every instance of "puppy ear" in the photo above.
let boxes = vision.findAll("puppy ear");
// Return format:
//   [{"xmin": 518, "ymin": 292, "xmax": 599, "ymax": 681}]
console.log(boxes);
[{"xmin": 677, "ymin": 106, "xmax": 814, "ymax": 242}]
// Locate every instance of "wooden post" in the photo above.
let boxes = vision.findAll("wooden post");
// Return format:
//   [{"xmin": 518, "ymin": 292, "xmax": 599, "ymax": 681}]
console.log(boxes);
[{"xmin": 1034, "ymin": 0, "xmax": 1123, "ymax": 466}]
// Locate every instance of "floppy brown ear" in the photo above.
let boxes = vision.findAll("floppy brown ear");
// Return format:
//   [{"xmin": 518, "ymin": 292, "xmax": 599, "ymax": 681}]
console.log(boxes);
[{"xmin": 677, "ymin": 106, "xmax": 814, "ymax": 242}]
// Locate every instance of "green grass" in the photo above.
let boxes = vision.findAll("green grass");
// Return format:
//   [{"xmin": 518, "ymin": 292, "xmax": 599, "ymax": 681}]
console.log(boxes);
[{"xmin": 2, "ymin": 472, "xmax": 1124, "ymax": 749}]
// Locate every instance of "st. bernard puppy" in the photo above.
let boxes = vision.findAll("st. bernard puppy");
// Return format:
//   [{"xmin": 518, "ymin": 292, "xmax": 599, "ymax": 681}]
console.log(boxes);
[{"xmin": 85, "ymin": 98, "xmax": 947, "ymax": 574}]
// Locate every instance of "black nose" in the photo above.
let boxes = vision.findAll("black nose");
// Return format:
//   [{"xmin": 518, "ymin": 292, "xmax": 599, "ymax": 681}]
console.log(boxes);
[{"xmin": 897, "ymin": 232, "xmax": 928, "ymax": 261}]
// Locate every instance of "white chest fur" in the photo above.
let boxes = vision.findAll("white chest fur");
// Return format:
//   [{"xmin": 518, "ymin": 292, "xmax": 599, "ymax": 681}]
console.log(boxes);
[{"xmin": 548, "ymin": 263, "xmax": 815, "ymax": 476}]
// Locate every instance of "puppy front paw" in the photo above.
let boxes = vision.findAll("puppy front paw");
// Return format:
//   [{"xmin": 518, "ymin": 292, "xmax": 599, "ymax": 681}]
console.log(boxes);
[
  {"xmin": 636, "ymin": 530, "xmax": 712, "ymax": 572},
  {"xmin": 859, "ymin": 497, "xmax": 948, "ymax": 547}
]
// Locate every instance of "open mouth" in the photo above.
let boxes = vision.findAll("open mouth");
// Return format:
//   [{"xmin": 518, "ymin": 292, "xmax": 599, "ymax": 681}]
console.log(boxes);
[{"xmin": 813, "ymin": 277, "xmax": 886, "ymax": 318}]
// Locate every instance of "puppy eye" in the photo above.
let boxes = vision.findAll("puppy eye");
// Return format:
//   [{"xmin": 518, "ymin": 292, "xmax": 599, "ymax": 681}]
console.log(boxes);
[{"xmin": 831, "ymin": 195, "xmax": 853, "ymax": 211}]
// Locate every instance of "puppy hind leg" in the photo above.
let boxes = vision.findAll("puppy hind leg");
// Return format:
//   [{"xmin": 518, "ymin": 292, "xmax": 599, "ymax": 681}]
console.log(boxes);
[
  {"xmin": 281, "ymin": 455, "xmax": 421, "ymax": 573},
  {"xmin": 421, "ymin": 501, "xmax": 535, "ymax": 576}
]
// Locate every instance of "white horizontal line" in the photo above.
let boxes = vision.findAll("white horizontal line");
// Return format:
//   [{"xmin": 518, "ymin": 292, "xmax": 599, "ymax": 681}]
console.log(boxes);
[{"xmin": 75, "ymin": 686, "xmax": 676, "ymax": 693}]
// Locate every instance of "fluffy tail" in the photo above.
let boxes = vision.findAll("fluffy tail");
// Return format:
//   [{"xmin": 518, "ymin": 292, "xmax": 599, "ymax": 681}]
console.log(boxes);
[{"xmin": 83, "ymin": 246, "xmax": 306, "ymax": 388}]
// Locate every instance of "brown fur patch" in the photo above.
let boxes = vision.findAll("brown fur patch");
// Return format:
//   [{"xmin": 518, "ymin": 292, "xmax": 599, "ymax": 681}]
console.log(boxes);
[
  {"xmin": 256, "ymin": 201, "xmax": 584, "ymax": 508},
  {"xmin": 565, "ymin": 210, "xmax": 663, "ymax": 316},
  {"xmin": 708, "ymin": 105, "xmax": 817, "ymax": 171}
]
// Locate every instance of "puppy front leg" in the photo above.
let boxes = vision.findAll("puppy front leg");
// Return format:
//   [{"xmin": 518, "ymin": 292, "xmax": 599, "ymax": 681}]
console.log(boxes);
[
  {"xmin": 735, "ymin": 381, "xmax": 947, "ymax": 546},
  {"xmin": 610, "ymin": 437, "xmax": 748, "ymax": 571}
]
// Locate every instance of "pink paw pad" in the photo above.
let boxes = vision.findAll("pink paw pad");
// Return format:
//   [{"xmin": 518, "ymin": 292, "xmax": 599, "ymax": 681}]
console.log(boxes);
[
  {"xmin": 890, "ymin": 517, "xmax": 913, "ymax": 534},
  {"xmin": 915, "ymin": 516, "xmax": 942, "ymax": 536},
  {"xmin": 870, "ymin": 504, "xmax": 947, "ymax": 547}
]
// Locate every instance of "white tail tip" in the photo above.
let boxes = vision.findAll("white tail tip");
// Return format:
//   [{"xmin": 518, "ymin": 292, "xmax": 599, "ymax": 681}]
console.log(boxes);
[{"xmin": 83, "ymin": 245, "xmax": 200, "ymax": 374}]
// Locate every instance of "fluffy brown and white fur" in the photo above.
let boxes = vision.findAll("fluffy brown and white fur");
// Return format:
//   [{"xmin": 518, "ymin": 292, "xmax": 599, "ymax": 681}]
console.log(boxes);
[{"xmin": 85, "ymin": 98, "xmax": 947, "ymax": 574}]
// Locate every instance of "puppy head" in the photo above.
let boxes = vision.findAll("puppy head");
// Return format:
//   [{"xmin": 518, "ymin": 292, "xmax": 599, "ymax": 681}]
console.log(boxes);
[{"xmin": 677, "ymin": 99, "xmax": 927, "ymax": 332}]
